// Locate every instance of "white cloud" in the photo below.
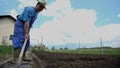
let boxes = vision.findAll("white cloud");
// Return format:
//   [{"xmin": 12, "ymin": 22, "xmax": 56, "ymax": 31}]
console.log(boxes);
[
  {"xmin": 97, "ymin": 24, "xmax": 120, "ymax": 40},
  {"xmin": 9, "ymin": 9, "xmax": 18, "ymax": 19},
  {"xmin": 30, "ymin": 0, "xmax": 120, "ymax": 48},
  {"xmin": 41, "ymin": 0, "xmax": 72, "ymax": 17},
  {"xmin": 118, "ymin": 14, "xmax": 120, "ymax": 18},
  {"xmin": 31, "ymin": 0, "xmax": 97, "ymax": 44}
]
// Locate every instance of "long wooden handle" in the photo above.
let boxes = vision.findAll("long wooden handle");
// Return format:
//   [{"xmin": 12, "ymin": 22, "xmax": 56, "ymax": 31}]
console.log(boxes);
[{"xmin": 17, "ymin": 39, "xmax": 28, "ymax": 65}]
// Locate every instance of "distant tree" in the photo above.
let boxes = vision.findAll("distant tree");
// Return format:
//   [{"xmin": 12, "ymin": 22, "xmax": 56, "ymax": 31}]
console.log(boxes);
[
  {"xmin": 76, "ymin": 48, "xmax": 81, "ymax": 50},
  {"xmin": 34, "ymin": 45, "xmax": 37, "ymax": 48},
  {"xmin": 44, "ymin": 47, "xmax": 49, "ymax": 51},
  {"xmin": 60, "ymin": 48, "xmax": 63, "ymax": 50},
  {"xmin": 64, "ymin": 47, "xmax": 68, "ymax": 50},
  {"xmin": 52, "ymin": 46, "xmax": 55, "ymax": 50},
  {"xmin": 103, "ymin": 46, "xmax": 111, "ymax": 48}
]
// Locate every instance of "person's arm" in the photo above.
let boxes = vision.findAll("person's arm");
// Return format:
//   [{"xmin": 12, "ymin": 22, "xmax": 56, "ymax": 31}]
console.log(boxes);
[
  {"xmin": 21, "ymin": 7, "xmax": 32, "ymax": 40},
  {"xmin": 24, "ymin": 22, "xmax": 29, "ymax": 40}
]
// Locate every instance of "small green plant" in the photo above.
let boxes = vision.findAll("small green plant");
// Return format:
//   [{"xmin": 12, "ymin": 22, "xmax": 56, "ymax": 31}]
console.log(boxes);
[{"xmin": 0, "ymin": 45, "xmax": 13, "ymax": 56}]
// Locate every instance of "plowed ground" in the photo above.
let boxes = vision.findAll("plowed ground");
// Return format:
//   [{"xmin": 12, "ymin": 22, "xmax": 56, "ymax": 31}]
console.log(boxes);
[{"xmin": 33, "ymin": 51, "xmax": 120, "ymax": 68}]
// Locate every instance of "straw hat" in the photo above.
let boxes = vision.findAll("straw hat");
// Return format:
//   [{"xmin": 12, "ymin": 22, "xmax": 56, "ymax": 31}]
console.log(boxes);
[{"xmin": 37, "ymin": 0, "xmax": 46, "ymax": 9}]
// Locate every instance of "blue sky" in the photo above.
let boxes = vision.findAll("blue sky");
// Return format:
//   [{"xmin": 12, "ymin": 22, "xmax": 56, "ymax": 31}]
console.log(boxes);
[
  {"xmin": 1, "ymin": 0, "xmax": 120, "ymax": 27},
  {"xmin": 71, "ymin": 0, "xmax": 120, "ymax": 26},
  {"xmin": 0, "ymin": 0, "xmax": 120, "ymax": 49}
]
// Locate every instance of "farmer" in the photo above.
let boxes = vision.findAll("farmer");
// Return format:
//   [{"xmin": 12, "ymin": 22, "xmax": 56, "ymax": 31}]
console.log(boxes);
[{"xmin": 12, "ymin": 0, "xmax": 46, "ymax": 62}]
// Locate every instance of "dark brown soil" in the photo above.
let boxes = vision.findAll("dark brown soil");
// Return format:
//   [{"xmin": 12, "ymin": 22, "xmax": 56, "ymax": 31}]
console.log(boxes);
[
  {"xmin": 0, "ymin": 55, "xmax": 11, "ymax": 62},
  {"xmin": 33, "ymin": 51, "xmax": 120, "ymax": 68}
]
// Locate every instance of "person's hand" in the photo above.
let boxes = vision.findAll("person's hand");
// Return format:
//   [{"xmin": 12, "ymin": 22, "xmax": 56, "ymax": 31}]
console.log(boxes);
[{"xmin": 24, "ymin": 33, "xmax": 29, "ymax": 40}]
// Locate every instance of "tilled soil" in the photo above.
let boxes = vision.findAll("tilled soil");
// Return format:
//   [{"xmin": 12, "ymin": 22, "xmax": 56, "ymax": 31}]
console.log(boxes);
[{"xmin": 33, "ymin": 51, "xmax": 120, "ymax": 68}]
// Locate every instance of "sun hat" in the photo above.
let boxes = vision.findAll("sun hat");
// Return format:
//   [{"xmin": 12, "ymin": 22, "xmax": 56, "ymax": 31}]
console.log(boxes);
[{"xmin": 37, "ymin": 0, "xmax": 46, "ymax": 9}]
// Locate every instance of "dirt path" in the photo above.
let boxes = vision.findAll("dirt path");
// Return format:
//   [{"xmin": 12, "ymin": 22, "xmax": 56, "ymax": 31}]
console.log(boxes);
[{"xmin": 0, "ymin": 51, "xmax": 34, "ymax": 68}]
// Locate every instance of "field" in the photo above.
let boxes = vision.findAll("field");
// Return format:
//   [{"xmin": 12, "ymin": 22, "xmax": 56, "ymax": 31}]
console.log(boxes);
[
  {"xmin": 32, "ymin": 48, "xmax": 120, "ymax": 68},
  {"xmin": 49, "ymin": 48, "xmax": 120, "ymax": 55},
  {"xmin": 33, "ymin": 51, "xmax": 120, "ymax": 68},
  {"xmin": 0, "ymin": 46, "xmax": 13, "ymax": 62},
  {"xmin": 0, "ymin": 46, "xmax": 120, "ymax": 68}
]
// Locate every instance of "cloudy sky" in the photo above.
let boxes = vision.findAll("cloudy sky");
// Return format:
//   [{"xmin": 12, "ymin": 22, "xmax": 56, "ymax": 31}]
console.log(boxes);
[{"xmin": 0, "ymin": 0, "xmax": 120, "ymax": 49}]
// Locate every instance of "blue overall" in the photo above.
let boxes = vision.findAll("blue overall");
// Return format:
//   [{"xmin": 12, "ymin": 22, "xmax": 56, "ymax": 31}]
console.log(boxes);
[{"xmin": 12, "ymin": 6, "xmax": 38, "ymax": 51}]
